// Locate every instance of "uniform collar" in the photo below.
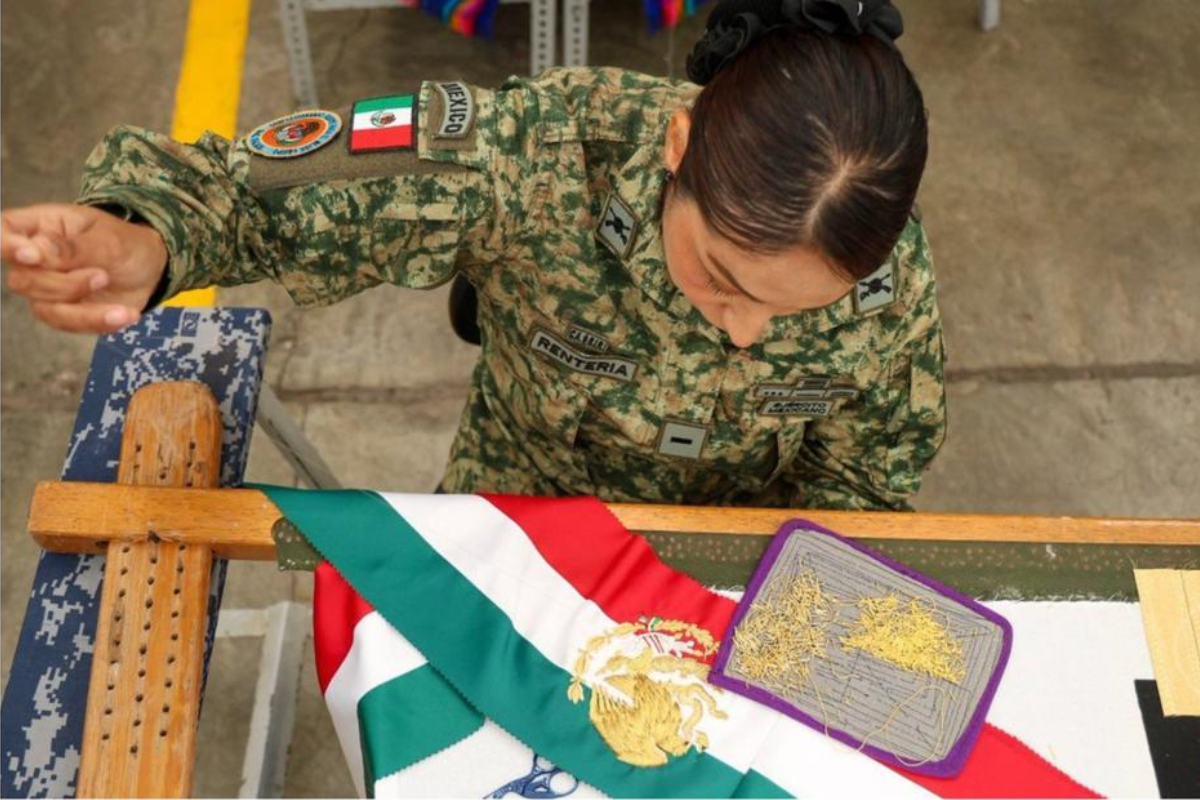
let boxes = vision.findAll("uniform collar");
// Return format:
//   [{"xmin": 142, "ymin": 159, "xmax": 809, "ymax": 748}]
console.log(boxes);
[
  {"xmin": 602, "ymin": 142, "xmax": 724, "ymax": 344},
  {"xmin": 602, "ymin": 141, "xmax": 863, "ymax": 347}
]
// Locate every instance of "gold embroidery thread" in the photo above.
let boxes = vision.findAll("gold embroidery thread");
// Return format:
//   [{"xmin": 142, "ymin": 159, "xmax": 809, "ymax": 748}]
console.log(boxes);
[{"xmin": 567, "ymin": 618, "xmax": 726, "ymax": 767}]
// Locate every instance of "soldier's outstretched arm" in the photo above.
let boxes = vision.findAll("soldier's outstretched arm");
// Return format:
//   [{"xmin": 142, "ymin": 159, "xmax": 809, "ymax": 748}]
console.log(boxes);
[
  {"xmin": 3, "ymin": 82, "xmax": 514, "ymax": 336},
  {"xmin": 75, "ymin": 82, "xmax": 507, "ymax": 311}
]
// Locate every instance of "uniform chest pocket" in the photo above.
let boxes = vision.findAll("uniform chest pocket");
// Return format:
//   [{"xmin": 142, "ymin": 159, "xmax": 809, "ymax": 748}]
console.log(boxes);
[
  {"xmin": 487, "ymin": 329, "xmax": 589, "ymax": 451},
  {"xmin": 765, "ymin": 421, "xmax": 809, "ymax": 486},
  {"xmin": 370, "ymin": 201, "xmax": 463, "ymax": 289}
]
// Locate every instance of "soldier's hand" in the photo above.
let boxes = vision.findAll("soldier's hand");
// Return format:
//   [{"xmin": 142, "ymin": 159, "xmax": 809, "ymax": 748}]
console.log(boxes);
[{"xmin": 1, "ymin": 203, "xmax": 168, "ymax": 334}]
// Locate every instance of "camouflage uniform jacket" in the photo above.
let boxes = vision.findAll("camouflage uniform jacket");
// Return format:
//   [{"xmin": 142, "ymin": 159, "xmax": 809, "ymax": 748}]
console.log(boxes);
[{"xmin": 78, "ymin": 67, "xmax": 946, "ymax": 510}]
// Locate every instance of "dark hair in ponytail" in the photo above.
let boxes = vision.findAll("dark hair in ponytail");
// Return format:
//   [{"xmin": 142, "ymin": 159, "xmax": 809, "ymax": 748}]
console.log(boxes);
[{"xmin": 677, "ymin": 0, "xmax": 928, "ymax": 282}]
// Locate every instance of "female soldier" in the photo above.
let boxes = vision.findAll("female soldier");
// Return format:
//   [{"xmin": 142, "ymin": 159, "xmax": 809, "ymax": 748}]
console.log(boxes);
[{"xmin": 1, "ymin": 0, "xmax": 944, "ymax": 510}]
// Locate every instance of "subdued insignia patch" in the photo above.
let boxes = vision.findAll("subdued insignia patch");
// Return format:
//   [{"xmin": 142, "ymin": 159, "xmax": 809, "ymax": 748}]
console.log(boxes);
[
  {"xmin": 853, "ymin": 261, "xmax": 897, "ymax": 315},
  {"xmin": 657, "ymin": 419, "xmax": 708, "ymax": 460},
  {"xmin": 755, "ymin": 379, "xmax": 859, "ymax": 406},
  {"xmin": 595, "ymin": 192, "xmax": 639, "ymax": 260},
  {"xmin": 759, "ymin": 399, "xmax": 834, "ymax": 418},
  {"xmin": 529, "ymin": 327, "xmax": 636, "ymax": 382},
  {"xmin": 349, "ymin": 94, "xmax": 415, "ymax": 154},
  {"xmin": 433, "ymin": 82, "xmax": 474, "ymax": 139},
  {"xmin": 567, "ymin": 324, "xmax": 610, "ymax": 353},
  {"xmin": 248, "ymin": 110, "xmax": 341, "ymax": 159}
]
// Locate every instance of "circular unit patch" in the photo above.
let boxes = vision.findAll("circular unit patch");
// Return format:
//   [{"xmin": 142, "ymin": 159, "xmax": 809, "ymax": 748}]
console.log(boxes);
[{"xmin": 247, "ymin": 110, "xmax": 342, "ymax": 159}]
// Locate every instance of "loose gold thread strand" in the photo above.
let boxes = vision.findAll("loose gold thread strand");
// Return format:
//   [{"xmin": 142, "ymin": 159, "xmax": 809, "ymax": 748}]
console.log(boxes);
[{"xmin": 851, "ymin": 680, "xmax": 954, "ymax": 768}]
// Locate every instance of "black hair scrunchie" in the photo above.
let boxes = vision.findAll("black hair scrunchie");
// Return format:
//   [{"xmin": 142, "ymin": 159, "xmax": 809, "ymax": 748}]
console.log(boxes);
[{"xmin": 685, "ymin": 0, "xmax": 905, "ymax": 85}]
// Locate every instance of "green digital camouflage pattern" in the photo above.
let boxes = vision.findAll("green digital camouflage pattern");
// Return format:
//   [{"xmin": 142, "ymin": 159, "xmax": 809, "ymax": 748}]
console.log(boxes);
[{"xmin": 78, "ymin": 67, "xmax": 946, "ymax": 510}]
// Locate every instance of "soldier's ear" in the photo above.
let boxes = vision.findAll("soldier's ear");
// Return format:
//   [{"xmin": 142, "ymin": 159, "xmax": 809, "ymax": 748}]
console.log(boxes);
[{"xmin": 664, "ymin": 108, "xmax": 691, "ymax": 174}]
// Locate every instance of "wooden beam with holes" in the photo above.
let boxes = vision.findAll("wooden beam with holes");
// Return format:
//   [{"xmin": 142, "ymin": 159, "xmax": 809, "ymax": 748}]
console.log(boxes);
[{"xmin": 75, "ymin": 382, "xmax": 221, "ymax": 798}]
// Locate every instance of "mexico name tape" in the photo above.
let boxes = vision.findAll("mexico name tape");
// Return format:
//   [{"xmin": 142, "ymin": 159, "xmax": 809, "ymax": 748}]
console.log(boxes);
[{"xmin": 434, "ymin": 82, "xmax": 474, "ymax": 139}]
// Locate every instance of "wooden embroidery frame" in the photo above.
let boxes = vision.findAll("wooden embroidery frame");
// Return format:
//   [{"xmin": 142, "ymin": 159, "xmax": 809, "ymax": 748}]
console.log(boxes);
[{"xmin": 25, "ymin": 381, "xmax": 1200, "ymax": 797}]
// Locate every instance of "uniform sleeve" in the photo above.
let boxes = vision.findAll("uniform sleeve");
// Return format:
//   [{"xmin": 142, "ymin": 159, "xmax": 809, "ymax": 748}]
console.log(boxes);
[
  {"xmin": 76, "ymin": 85, "xmax": 506, "ymax": 307},
  {"xmin": 778, "ymin": 230, "xmax": 948, "ymax": 511}
]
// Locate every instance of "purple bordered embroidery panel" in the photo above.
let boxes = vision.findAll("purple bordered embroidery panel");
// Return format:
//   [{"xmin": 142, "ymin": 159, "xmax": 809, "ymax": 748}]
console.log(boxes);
[{"xmin": 708, "ymin": 519, "xmax": 1013, "ymax": 778}]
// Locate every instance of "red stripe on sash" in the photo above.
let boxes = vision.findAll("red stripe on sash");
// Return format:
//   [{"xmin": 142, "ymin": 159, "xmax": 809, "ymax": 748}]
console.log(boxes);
[
  {"xmin": 898, "ymin": 725, "xmax": 1102, "ymax": 798},
  {"xmin": 483, "ymin": 495, "xmax": 735, "ymax": 646},
  {"xmin": 314, "ymin": 561, "xmax": 375, "ymax": 693}
]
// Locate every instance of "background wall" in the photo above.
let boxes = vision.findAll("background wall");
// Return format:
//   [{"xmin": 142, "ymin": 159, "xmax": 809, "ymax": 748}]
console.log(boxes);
[{"xmin": 2, "ymin": 0, "xmax": 1198, "ymax": 794}]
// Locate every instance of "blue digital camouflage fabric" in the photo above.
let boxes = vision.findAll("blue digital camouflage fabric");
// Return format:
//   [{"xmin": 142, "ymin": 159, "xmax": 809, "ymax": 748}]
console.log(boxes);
[
  {"xmin": 77, "ymin": 67, "xmax": 945, "ymax": 510},
  {"xmin": 0, "ymin": 308, "xmax": 270, "ymax": 798}
]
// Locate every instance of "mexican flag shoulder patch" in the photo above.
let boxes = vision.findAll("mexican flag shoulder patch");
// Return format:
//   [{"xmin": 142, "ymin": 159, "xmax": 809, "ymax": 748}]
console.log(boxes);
[{"xmin": 349, "ymin": 94, "xmax": 415, "ymax": 154}]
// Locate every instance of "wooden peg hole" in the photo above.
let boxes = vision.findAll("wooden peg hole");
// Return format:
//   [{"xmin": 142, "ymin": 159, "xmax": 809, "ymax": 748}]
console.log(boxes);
[
  {"xmin": 135, "ymin": 693, "xmax": 144, "ymax": 702},
  {"xmin": 130, "ymin": 745, "xmax": 138, "ymax": 755}
]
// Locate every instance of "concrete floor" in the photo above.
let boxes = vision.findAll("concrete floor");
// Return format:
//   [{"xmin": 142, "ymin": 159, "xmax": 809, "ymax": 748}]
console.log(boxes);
[{"xmin": 2, "ymin": 0, "xmax": 1199, "ymax": 795}]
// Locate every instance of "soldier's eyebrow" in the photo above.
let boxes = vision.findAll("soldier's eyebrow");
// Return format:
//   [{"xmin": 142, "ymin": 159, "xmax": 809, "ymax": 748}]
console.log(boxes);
[{"xmin": 708, "ymin": 255, "xmax": 766, "ymax": 304}]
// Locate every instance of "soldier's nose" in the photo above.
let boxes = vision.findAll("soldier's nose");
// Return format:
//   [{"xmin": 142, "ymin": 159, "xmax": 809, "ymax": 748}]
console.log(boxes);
[{"xmin": 724, "ymin": 310, "xmax": 769, "ymax": 349}]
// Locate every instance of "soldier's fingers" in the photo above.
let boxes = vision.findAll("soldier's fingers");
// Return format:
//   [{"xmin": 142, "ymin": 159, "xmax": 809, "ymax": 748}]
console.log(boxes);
[
  {"xmin": 0, "ymin": 207, "xmax": 43, "ymax": 237},
  {"xmin": 7, "ymin": 265, "xmax": 108, "ymax": 302},
  {"xmin": 29, "ymin": 301, "xmax": 139, "ymax": 335},
  {"xmin": 0, "ymin": 221, "xmax": 43, "ymax": 265}
]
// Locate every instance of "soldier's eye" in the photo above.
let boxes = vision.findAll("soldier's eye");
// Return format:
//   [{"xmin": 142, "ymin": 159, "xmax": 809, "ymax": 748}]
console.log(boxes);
[{"xmin": 704, "ymin": 275, "xmax": 738, "ymax": 298}]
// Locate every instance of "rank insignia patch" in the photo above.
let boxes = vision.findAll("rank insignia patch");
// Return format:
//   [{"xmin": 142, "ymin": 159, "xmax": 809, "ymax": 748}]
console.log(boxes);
[
  {"xmin": 349, "ymin": 94, "xmax": 415, "ymax": 153},
  {"xmin": 247, "ymin": 110, "xmax": 341, "ymax": 159},
  {"xmin": 657, "ymin": 419, "xmax": 708, "ymax": 460},
  {"xmin": 433, "ymin": 82, "xmax": 474, "ymax": 139},
  {"xmin": 596, "ymin": 192, "xmax": 639, "ymax": 260},
  {"xmin": 853, "ymin": 261, "xmax": 897, "ymax": 315}
]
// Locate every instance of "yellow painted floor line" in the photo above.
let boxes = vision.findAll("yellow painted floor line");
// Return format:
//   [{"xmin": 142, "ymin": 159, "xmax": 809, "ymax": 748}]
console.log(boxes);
[{"xmin": 165, "ymin": 0, "xmax": 253, "ymax": 308}]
